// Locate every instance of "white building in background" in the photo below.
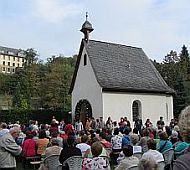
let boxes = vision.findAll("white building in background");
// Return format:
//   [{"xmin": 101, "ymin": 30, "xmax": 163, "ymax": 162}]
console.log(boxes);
[
  {"xmin": 69, "ymin": 19, "xmax": 175, "ymax": 126},
  {"xmin": 0, "ymin": 46, "xmax": 25, "ymax": 74}
]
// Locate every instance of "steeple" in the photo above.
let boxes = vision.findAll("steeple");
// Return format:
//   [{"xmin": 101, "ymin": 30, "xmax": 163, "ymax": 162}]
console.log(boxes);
[{"xmin": 80, "ymin": 12, "xmax": 94, "ymax": 42}]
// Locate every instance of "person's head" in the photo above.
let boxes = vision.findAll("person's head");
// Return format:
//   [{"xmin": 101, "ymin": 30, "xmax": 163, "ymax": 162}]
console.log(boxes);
[
  {"xmin": 122, "ymin": 145, "xmax": 133, "ymax": 157},
  {"xmin": 100, "ymin": 117, "xmax": 103, "ymax": 121},
  {"xmin": 146, "ymin": 119, "xmax": 150, "ymax": 122},
  {"xmin": 67, "ymin": 135, "xmax": 76, "ymax": 146},
  {"xmin": 96, "ymin": 129, "xmax": 100, "ymax": 134},
  {"xmin": 159, "ymin": 131, "xmax": 168, "ymax": 140},
  {"xmin": 0, "ymin": 122, "xmax": 7, "ymax": 129},
  {"xmin": 51, "ymin": 131, "xmax": 58, "ymax": 138},
  {"xmin": 178, "ymin": 105, "xmax": 190, "ymax": 143},
  {"xmin": 9, "ymin": 127, "xmax": 20, "ymax": 139},
  {"xmin": 81, "ymin": 134, "xmax": 89, "ymax": 143},
  {"xmin": 50, "ymin": 138, "xmax": 59, "ymax": 146},
  {"xmin": 142, "ymin": 128, "xmax": 149, "ymax": 137},
  {"xmin": 114, "ymin": 128, "xmax": 119, "ymax": 135},
  {"xmin": 91, "ymin": 142, "xmax": 102, "ymax": 157},
  {"xmin": 39, "ymin": 130, "xmax": 47, "ymax": 139},
  {"xmin": 131, "ymin": 134, "xmax": 140, "ymax": 145},
  {"xmin": 160, "ymin": 116, "xmax": 163, "ymax": 121},
  {"xmin": 138, "ymin": 158, "xmax": 157, "ymax": 170},
  {"xmin": 171, "ymin": 130, "xmax": 178, "ymax": 139},
  {"xmin": 147, "ymin": 139, "xmax": 157, "ymax": 150},
  {"xmin": 123, "ymin": 128, "xmax": 130, "ymax": 135},
  {"xmin": 113, "ymin": 121, "xmax": 117, "ymax": 126},
  {"xmin": 165, "ymin": 126, "xmax": 172, "ymax": 137},
  {"xmin": 99, "ymin": 131, "xmax": 107, "ymax": 140},
  {"xmin": 27, "ymin": 132, "xmax": 34, "ymax": 139}
]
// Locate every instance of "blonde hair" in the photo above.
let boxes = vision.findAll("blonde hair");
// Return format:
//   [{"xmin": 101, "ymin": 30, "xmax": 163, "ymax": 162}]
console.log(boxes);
[{"xmin": 178, "ymin": 105, "xmax": 190, "ymax": 142}]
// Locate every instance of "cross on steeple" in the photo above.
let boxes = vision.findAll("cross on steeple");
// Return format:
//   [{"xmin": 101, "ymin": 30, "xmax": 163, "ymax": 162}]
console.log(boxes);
[{"xmin": 86, "ymin": 12, "xmax": 88, "ymax": 21}]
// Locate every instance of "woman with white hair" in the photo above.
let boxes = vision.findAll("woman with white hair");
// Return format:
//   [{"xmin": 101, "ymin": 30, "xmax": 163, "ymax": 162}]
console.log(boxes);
[
  {"xmin": 0, "ymin": 127, "xmax": 22, "ymax": 170},
  {"xmin": 173, "ymin": 106, "xmax": 190, "ymax": 170}
]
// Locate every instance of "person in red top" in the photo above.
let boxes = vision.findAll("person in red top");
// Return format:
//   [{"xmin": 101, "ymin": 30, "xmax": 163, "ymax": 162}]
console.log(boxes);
[
  {"xmin": 64, "ymin": 121, "xmax": 75, "ymax": 135},
  {"xmin": 22, "ymin": 132, "xmax": 37, "ymax": 168},
  {"xmin": 99, "ymin": 131, "xmax": 112, "ymax": 148}
]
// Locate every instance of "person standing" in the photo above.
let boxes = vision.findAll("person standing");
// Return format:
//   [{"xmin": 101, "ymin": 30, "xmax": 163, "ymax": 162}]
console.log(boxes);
[
  {"xmin": 75, "ymin": 119, "xmax": 84, "ymax": 133},
  {"xmin": 0, "ymin": 127, "xmax": 22, "ymax": 170},
  {"xmin": 99, "ymin": 117, "xmax": 106, "ymax": 130},
  {"xmin": 157, "ymin": 117, "xmax": 165, "ymax": 130}
]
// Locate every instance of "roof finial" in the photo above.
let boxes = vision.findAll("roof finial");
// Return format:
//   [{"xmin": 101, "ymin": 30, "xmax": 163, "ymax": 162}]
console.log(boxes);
[
  {"xmin": 86, "ymin": 12, "xmax": 88, "ymax": 21},
  {"xmin": 80, "ymin": 12, "xmax": 93, "ymax": 42}
]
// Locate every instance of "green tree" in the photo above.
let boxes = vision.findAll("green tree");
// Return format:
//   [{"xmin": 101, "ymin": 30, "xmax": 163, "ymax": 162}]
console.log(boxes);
[
  {"xmin": 42, "ymin": 56, "xmax": 75, "ymax": 111},
  {"xmin": 24, "ymin": 48, "xmax": 38, "ymax": 66}
]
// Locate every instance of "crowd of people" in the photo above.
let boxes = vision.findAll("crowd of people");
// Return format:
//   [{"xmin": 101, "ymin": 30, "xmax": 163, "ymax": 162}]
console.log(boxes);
[{"xmin": 0, "ymin": 105, "xmax": 190, "ymax": 170}]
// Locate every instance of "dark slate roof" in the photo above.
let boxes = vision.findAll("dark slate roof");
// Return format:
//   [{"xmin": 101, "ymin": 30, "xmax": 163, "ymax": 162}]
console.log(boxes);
[
  {"xmin": 0, "ymin": 46, "xmax": 23, "ymax": 57},
  {"xmin": 70, "ymin": 39, "xmax": 174, "ymax": 94}
]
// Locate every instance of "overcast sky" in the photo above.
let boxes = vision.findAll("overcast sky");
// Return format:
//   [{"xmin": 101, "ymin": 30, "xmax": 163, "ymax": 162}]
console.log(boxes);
[{"xmin": 0, "ymin": 0, "xmax": 190, "ymax": 62}]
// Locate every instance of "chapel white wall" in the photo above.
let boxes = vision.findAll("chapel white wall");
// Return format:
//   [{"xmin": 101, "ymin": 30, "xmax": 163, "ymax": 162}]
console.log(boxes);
[
  {"xmin": 102, "ymin": 92, "xmax": 173, "ymax": 126},
  {"xmin": 72, "ymin": 48, "xmax": 103, "ymax": 120}
]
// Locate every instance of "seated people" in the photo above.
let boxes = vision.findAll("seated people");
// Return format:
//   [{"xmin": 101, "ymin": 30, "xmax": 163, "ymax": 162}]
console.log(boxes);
[
  {"xmin": 22, "ymin": 132, "xmax": 37, "ymax": 168},
  {"xmin": 84, "ymin": 137, "xmax": 109, "ymax": 158},
  {"xmin": 50, "ymin": 131, "xmax": 63, "ymax": 147},
  {"xmin": 76, "ymin": 134, "xmax": 91, "ymax": 156},
  {"xmin": 39, "ymin": 138, "xmax": 62, "ymax": 170},
  {"xmin": 36, "ymin": 130, "xmax": 49, "ymax": 156},
  {"xmin": 111, "ymin": 128, "xmax": 122, "ymax": 152},
  {"xmin": 122, "ymin": 128, "xmax": 131, "ymax": 147},
  {"xmin": 59, "ymin": 135, "xmax": 82, "ymax": 170},
  {"xmin": 0, "ymin": 127, "xmax": 22, "ymax": 169},
  {"xmin": 173, "ymin": 106, "xmax": 190, "ymax": 170},
  {"xmin": 130, "ymin": 134, "xmax": 142, "ymax": 153},
  {"xmin": 157, "ymin": 131, "xmax": 173, "ymax": 153},
  {"xmin": 138, "ymin": 157, "xmax": 157, "ymax": 170},
  {"xmin": 138, "ymin": 128, "xmax": 150, "ymax": 153},
  {"xmin": 0, "ymin": 122, "xmax": 9, "ymax": 138},
  {"xmin": 45, "ymin": 138, "xmax": 62, "ymax": 157},
  {"xmin": 99, "ymin": 131, "xmax": 112, "ymax": 149},
  {"xmin": 141, "ymin": 139, "xmax": 164, "ymax": 163},
  {"xmin": 82, "ymin": 141, "xmax": 110, "ymax": 170},
  {"xmin": 22, "ymin": 132, "xmax": 36, "ymax": 157},
  {"xmin": 115, "ymin": 145, "xmax": 139, "ymax": 170}
]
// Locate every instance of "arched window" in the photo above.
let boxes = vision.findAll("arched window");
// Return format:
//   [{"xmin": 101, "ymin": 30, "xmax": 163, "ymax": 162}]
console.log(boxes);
[{"xmin": 132, "ymin": 100, "xmax": 141, "ymax": 121}]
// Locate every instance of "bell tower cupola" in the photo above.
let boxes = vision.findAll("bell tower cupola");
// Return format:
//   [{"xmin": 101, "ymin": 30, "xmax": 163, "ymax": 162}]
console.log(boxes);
[{"xmin": 80, "ymin": 12, "xmax": 94, "ymax": 42}]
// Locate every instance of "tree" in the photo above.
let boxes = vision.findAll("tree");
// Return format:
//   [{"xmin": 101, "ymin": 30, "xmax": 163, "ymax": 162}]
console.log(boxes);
[
  {"xmin": 178, "ymin": 45, "xmax": 190, "ymax": 80},
  {"xmin": 12, "ymin": 69, "xmax": 31, "ymax": 110},
  {"xmin": 42, "ymin": 56, "xmax": 75, "ymax": 111},
  {"xmin": 173, "ymin": 75, "xmax": 187, "ymax": 115},
  {"xmin": 24, "ymin": 48, "xmax": 38, "ymax": 66}
]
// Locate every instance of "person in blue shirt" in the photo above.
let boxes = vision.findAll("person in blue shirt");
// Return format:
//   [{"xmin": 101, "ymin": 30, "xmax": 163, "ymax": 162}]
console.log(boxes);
[
  {"xmin": 122, "ymin": 128, "xmax": 131, "ymax": 147},
  {"xmin": 157, "ymin": 131, "xmax": 173, "ymax": 153}
]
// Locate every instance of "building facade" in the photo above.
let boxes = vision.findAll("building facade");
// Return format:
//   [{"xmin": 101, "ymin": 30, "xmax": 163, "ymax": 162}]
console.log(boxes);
[
  {"xmin": 0, "ymin": 46, "xmax": 25, "ymax": 74},
  {"xmin": 70, "ymin": 19, "xmax": 175, "ymax": 126}
]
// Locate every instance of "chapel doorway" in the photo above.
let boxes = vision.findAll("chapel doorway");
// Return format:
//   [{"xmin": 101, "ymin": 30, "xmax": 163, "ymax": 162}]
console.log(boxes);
[{"xmin": 75, "ymin": 99, "xmax": 92, "ymax": 126}]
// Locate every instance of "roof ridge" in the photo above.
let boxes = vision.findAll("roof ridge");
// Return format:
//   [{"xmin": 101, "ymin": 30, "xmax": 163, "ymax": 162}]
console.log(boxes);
[
  {"xmin": 89, "ymin": 39, "xmax": 142, "ymax": 50},
  {"xmin": 0, "ymin": 46, "xmax": 21, "ymax": 52}
]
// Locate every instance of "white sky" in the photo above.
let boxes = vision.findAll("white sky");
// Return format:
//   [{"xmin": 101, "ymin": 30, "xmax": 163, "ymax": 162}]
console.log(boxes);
[{"xmin": 0, "ymin": 0, "xmax": 190, "ymax": 62}]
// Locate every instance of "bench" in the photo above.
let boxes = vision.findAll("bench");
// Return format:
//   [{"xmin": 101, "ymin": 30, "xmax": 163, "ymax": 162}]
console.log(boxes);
[
  {"xmin": 22, "ymin": 156, "xmax": 41, "ymax": 169},
  {"xmin": 30, "ymin": 160, "xmax": 42, "ymax": 169}
]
